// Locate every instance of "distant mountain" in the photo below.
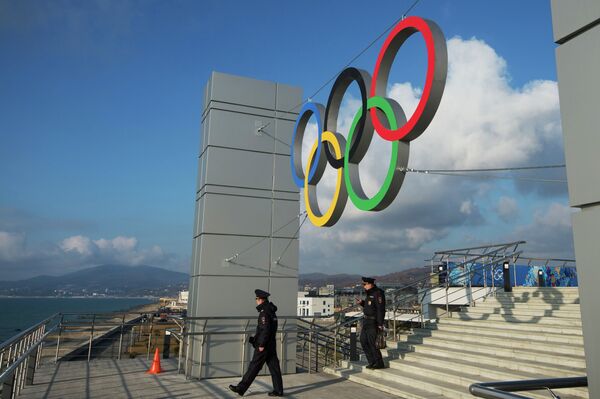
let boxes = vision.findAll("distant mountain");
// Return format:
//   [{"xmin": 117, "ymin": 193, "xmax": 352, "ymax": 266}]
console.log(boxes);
[
  {"xmin": 0, "ymin": 264, "xmax": 189, "ymax": 297},
  {"xmin": 299, "ymin": 267, "xmax": 429, "ymax": 289},
  {"xmin": 299, "ymin": 273, "xmax": 362, "ymax": 288}
]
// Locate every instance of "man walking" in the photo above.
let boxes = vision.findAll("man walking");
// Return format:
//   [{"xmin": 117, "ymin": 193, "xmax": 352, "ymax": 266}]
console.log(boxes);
[
  {"xmin": 229, "ymin": 289, "xmax": 284, "ymax": 397},
  {"xmin": 357, "ymin": 276, "xmax": 386, "ymax": 369}
]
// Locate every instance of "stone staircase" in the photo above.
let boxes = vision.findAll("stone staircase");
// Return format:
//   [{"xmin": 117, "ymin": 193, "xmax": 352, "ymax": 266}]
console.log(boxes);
[{"xmin": 324, "ymin": 287, "xmax": 588, "ymax": 399}]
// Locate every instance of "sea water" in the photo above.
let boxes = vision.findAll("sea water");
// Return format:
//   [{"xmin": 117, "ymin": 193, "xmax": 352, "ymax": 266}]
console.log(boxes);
[{"xmin": 0, "ymin": 297, "xmax": 156, "ymax": 343}]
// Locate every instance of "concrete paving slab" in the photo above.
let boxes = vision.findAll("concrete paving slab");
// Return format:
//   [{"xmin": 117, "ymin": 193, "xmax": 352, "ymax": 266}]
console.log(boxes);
[{"xmin": 19, "ymin": 359, "xmax": 401, "ymax": 398}]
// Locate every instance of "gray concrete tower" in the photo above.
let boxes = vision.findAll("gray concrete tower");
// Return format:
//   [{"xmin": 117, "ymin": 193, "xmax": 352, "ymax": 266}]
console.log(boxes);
[{"xmin": 187, "ymin": 72, "xmax": 301, "ymax": 378}]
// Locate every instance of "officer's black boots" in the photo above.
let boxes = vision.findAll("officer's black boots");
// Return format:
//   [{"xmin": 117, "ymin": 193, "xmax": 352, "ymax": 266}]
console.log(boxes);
[
  {"xmin": 268, "ymin": 391, "xmax": 284, "ymax": 397},
  {"xmin": 228, "ymin": 385, "xmax": 244, "ymax": 396}
]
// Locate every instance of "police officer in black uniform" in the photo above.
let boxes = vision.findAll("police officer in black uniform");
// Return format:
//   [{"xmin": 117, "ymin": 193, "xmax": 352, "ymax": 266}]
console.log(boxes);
[
  {"xmin": 357, "ymin": 276, "xmax": 386, "ymax": 369},
  {"xmin": 229, "ymin": 289, "xmax": 284, "ymax": 397}
]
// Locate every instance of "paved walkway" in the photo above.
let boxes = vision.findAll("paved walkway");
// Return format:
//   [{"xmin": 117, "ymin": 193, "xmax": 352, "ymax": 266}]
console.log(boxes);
[{"xmin": 20, "ymin": 358, "xmax": 399, "ymax": 398}]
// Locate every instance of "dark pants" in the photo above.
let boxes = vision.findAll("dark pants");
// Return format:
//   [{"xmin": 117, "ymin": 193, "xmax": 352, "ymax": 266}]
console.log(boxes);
[
  {"xmin": 360, "ymin": 320, "xmax": 384, "ymax": 367},
  {"xmin": 237, "ymin": 343, "xmax": 283, "ymax": 394}
]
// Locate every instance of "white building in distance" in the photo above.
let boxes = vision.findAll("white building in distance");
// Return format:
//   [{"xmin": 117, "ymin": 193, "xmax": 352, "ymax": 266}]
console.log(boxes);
[{"xmin": 297, "ymin": 292, "xmax": 334, "ymax": 317}]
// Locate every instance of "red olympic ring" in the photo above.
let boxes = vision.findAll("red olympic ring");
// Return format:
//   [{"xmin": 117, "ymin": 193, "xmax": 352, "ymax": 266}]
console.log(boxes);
[{"xmin": 370, "ymin": 16, "xmax": 447, "ymax": 142}]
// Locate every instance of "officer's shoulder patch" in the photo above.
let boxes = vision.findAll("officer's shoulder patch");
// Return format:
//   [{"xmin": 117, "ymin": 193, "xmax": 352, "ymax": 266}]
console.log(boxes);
[{"xmin": 260, "ymin": 316, "xmax": 267, "ymax": 325}]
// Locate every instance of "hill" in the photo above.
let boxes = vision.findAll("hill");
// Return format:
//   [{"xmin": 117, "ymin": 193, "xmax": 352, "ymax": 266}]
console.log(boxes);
[
  {"xmin": 0, "ymin": 264, "xmax": 188, "ymax": 297},
  {"xmin": 299, "ymin": 267, "xmax": 429, "ymax": 289}
]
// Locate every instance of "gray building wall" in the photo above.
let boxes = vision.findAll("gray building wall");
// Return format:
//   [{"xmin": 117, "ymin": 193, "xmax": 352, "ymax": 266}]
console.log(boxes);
[
  {"xmin": 187, "ymin": 72, "xmax": 301, "ymax": 378},
  {"xmin": 550, "ymin": 2, "xmax": 600, "ymax": 396}
]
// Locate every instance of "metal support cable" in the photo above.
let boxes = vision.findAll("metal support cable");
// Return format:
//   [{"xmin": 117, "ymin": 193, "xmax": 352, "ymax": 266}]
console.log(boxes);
[
  {"xmin": 286, "ymin": 0, "xmax": 423, "ymax": 114},
  {"xmin": 225, "ymin": 211, "xmax": 307, "ymax": 263},
  {"xmin": 276, "ymin": 213, "xmax": 309, "ymax": 265},
  {"xmin": 406, "ymin": 164, "xmax": 565, "ymax": 173},
  {"xmin": 401, "ymin": 166, "xmax": 567, "ymax": 183}
]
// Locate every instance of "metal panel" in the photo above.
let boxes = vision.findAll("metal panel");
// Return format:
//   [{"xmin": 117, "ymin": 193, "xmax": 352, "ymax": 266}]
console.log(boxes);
[
  {"xmin": 572, "ymin": 207, "xmax": 600, "ymax": 397},
  {"xmin": 551, "ymin": 0, "xmax": 600, "ymax": 43},
  {"xmin": 205, "ymin": 109, "xmax": 275, "ymax": 154},
  {"xmin": 267, "ymin": 278, "xmax": 300, "ymax": 318},
  {"xmin": 203, "ymin": 146, "xmax": 274, "ymax": 190},
  {"xmin": 272, "ymin": 199, "xmax": 301, "ymax": 238},
  {"xmin": 199, "ymin": 185, "xmax": 273, "ymax": 200},
  {"xmin": 192, "ymin": 275, "xmax": 270, "ymax": 317},
  {"xmin": 276, "ymin": 83, "xmax": 303, "ymax": 112},
  {"xmin": 274, "ymin": 154, "xmax": 300, "ymax": 193},
  {"xmin": 201, "ymin": 193, "xmax": 272, "ymax": 236},
  {"xmin": 555, "ymin": 26, "xmax": 600, "ymax": 208},
  {"xmin": 207, "ymin": 71, "xmax": 277, "ymax": 111},
  {"xmin": 270, "ymin": 238, "xmax": 299, "ymax": 278},
  {"xmin": 192, "ymin": 234, "xmax": 270, "ymax": 276},
  {"xmin": 274, "ymin": 118, "xmax": 296, "ymax": 155}
]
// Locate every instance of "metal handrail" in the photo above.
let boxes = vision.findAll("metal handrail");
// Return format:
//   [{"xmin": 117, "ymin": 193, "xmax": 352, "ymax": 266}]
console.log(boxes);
[
  {"xmin": 0, "ymin": 313, "xmax": 60, "ymax": 350},
  {"xmin": 469, "ymin": 376, "xmax": 588, "ymax": 399},
  {"xmin": 429, "ymin": 241, "xmax": 526, "ymax": 257},
  {"xmin": 0, "ymin": 325, "xmax": 58, "ymax": 384},
  {"xmin": 331, "ymin": 243, "xmax": 524, "ymax": 329},
  {"xmin": 331, "ymin": 250, "xmax": 521, "ymax": 331}
]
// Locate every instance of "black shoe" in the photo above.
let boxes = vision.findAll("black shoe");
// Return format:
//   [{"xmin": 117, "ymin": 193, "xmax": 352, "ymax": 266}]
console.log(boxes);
[
  {"xmin": 371, "ymin": 363, "xmax": 386, "ymax": 369},
  {"xmin": 365, "ymin": 364, "xmax": 375, "ymax": 369},
  {"xmin": 268, "ymin": 392, "xmax": 284, "ymax": 397},
  {"xmin": 228, "ymin": 385, "xmax": 244, "ymax": 396}
]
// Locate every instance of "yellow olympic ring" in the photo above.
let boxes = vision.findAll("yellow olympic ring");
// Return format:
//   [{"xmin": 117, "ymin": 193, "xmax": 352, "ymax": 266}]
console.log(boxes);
[{"xmin": 304, "ymin": 131, "xmax": 348, "ymax": 227}]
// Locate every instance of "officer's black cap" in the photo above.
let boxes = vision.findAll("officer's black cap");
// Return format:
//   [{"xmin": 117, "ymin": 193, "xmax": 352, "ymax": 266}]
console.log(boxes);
[
  {"xmin": 255, "ymin": 289, "xmax": 270, "ymax": 299},
  {"xmin": 361, "ymin": 276, "xmax": 375, "ymax": 284}
]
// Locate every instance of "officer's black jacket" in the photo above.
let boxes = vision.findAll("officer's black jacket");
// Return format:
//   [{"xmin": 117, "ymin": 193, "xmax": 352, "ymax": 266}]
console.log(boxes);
[
  {"xmin": 253, "ymin": 301, "xmax": 278, "ymax": 347},
  {"xmin": 360, "ymin": 286, "xmax": 386, "ymax": 327}
]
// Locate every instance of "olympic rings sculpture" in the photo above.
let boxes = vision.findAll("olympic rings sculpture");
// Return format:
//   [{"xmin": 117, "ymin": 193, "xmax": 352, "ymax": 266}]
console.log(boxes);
[{"xmin": 290, "ymin": 16, "xmax": 448, "ymax": 227}]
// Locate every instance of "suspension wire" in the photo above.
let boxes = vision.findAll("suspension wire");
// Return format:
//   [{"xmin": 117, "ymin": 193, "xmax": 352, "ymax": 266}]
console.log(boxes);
[
  {"xmin": 409, "ymin": 164, "xmax": 566, "ymax": 173},
  {"xmin": 403, "ymin": 168, "xmax": 567, "ymax": 183},
  {"xmin": 225, "ymin": 211, "xmax": 308, "ymax": 263},
  {"xmin": 276, "ymin": 213, "xmax": 309, "ymax": 265},
  {"xmin": 257, "ymin": 0, "xmax": 423, "ymax": 136},
  {"xmin": 286, "ymin": 0, "xmax": 424, "ymax": 114}
]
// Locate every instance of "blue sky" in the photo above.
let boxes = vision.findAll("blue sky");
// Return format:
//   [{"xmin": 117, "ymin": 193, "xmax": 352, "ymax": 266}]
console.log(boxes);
[{"xmin": 0, "ymin": 0, "xmax": 572, "ymax": 279}]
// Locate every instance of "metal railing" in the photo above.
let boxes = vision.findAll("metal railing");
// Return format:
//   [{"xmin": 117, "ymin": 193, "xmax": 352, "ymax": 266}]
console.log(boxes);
[
  {"xmin": 183, "ymin": 315, "xmax": 347, "ymax": 378},
  {"xmin": 469, "ymin": 376, "xmax": 588, "ymax": 399},
  {"xmin": 0, "ymin": 313, "xmax": 60, "ymax": 399}
]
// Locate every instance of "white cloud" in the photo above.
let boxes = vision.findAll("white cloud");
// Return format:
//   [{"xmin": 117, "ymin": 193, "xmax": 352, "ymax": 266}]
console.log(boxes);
[
  {"xmin": 1, "ymin": 233, "xmax": 177, "ymax": 280},
  {"xmin": 460, "ymin": 200, "xmax": 473, "ymax": 215},
  {"xmin": 0, "ymin": 231, "xmax": 27, "ymax": 261},
  {"xmin": 511, "ymin": 203, "xmax": 574, "ymax": 258},
  {"xmin": 497, "ymin": 196, "xmax": 519, "ymax": 222},
  {"xmin": 61, "ymin": 235, "xmax": 94, "ymax": 256}
]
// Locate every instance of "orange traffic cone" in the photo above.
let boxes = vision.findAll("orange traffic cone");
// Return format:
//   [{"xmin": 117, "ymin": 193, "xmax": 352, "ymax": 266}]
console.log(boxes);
[{"xmin": 146, "ymin": 348, "xmax": 163, "ymax": 374}]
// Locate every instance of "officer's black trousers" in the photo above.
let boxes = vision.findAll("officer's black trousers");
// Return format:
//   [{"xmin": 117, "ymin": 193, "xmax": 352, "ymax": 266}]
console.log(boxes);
[
  {"xmin": 238, "ymin": 344, "xmax": 283, "ymax": 394},
  {"xmin": 360, "ymin": 321, "xmax": 384, "ymax": 367}
]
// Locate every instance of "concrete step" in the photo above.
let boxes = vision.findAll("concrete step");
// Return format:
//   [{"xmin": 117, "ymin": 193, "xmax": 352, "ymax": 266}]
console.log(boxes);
[
  {"xmin": 421, "ymin": 324, "xmax": 583, "ymax": 345},
  {"xmin": 339, "ymin": 360, "xmax": 475, "ymax": 399},
  {"xmin": 323, "ymin": 364, "xmax": 448, "ymax": 399},
  {"xmin": 402, "ymin": 329, "xmax": 585, "ymax": 356},
  {"xmin": 490, "ymin": 295, "xmax": 580, "ymax": 304},
  {"xmin": 453, "ymin": 311, "xmax": 582, "ymax": 327},
  {"xmin": 395, "ymin": 341, "xmax": 586, "ymax": 377},
  {"xmin": 437, "ymin": 316, "xmax": 583, "ymax": 335},
  {"xmin": 510, "ymin": 287, "xmax": 579, "ymax": 293},
  {"xmin": 488, "ymin": 296, "xmax": 580, "ymax": 305},
  {"xmin": 461, "ymin": 306, "xmax": 582, "ymax": 319},
  {"xmin": 388, "ymin": 354, "xmax": 588, "ymax": 399},
  {"xmin": 474, "ymin": 300, "xmax": 581, "ymax": 311},
  {"xmin": 396, "ymin": 337, "xmax": 587, "ymax": 369}
]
